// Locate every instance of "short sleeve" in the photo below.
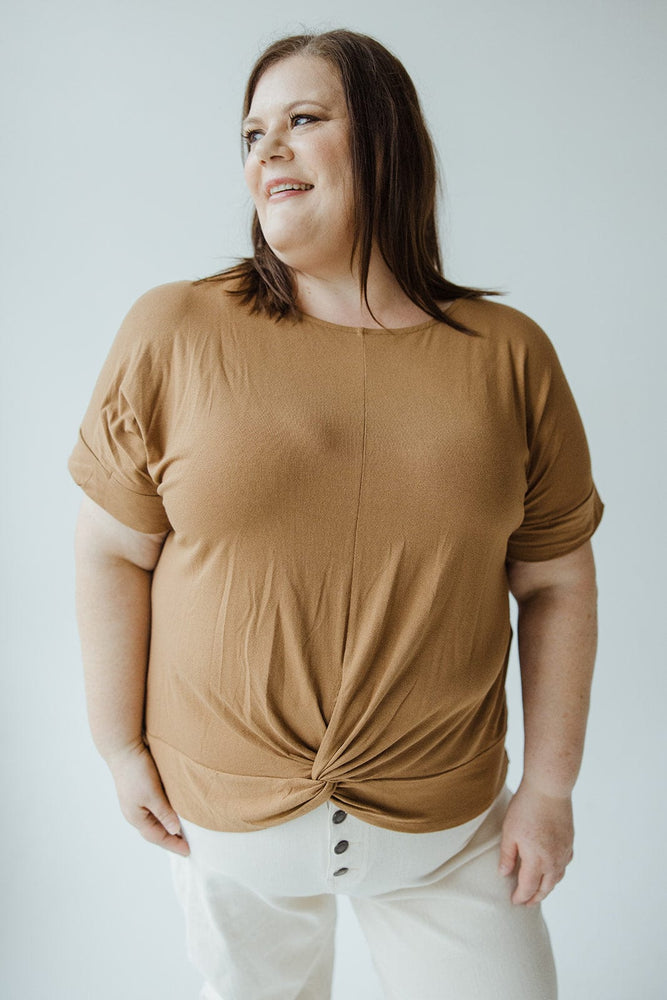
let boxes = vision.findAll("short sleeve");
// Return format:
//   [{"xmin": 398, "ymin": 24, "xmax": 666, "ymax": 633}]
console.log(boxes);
[
  {"xmin": 67, "ymin": 286, "xmax": 178, "ymax": 534},
  {"xmin": 506, "ymin": 323, "xmax": 604, "ymax": 562}
]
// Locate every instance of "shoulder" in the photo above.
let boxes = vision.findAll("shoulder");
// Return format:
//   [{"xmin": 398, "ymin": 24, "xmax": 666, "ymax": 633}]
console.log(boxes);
[
  {"xmin": 118, "ymin": 278, "xmax": 231, "ymax": 335},
  {"xmin": 112, "ymin": 277, "xmax": 249, "ymax": 355},
  {"xmin": 451, "ymin": 297, "xmax": 564, "ymax": 378},
  {"xmin": 453, "ymin": 296, "xmax": 553, "ymax": 348}
]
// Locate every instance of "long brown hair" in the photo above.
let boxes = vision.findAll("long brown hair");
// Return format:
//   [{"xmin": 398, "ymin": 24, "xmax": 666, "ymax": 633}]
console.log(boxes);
[{"xmin": 194, "ymin": 29, "xmax": 502, "ymax": 332}]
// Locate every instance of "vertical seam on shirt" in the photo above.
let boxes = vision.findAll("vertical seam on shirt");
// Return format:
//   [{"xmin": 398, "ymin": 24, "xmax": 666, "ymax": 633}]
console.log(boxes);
[{"xmin": 339, "ymin": 330, "xmax": 368, "ymax": 666}]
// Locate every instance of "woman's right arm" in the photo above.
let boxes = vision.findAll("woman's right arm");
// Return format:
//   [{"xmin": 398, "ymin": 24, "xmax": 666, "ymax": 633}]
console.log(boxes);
[{"xmin": 73, "ymin": 494, "xmax": 189, "ymax": 856}]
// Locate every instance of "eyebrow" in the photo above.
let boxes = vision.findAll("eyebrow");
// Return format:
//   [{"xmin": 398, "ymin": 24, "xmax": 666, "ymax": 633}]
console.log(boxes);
[{"xmin": 242, "ymin": 100, "xmax": 330, "ymax": 130}]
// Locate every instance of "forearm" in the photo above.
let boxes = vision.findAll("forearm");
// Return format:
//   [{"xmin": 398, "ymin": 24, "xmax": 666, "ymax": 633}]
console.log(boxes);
[
  {"xmin": 70, "ymin": 498, "xmax": 187, "ymax": 854},
  {"xmin": 516, "ymin": 580, "xmax": 598, "ymax": 798},
  {"xmin": 75, "ymin": 549, "xmax": 153, "ymax": 764}
]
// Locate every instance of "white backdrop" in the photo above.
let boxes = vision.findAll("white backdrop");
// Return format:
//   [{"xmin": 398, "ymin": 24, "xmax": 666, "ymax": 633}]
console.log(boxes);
[{"xmin": 2, "ymin": 0, "xmax": 665, "ymax": 997}]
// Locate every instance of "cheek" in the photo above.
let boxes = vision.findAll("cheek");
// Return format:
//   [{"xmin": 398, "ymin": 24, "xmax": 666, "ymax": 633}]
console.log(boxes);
[
  {"xmin": 243, "ymin": 157, "xmax": 260, "ymax": 201},
  {"xmin": 336, "ymin": 161, "xmax": 355, "ymax": 217},
  {"xmin": 326, "ymin": 144, "xmax": 354, "ymax": 205},
  {"xmin": 312, "ymin": 141, "xmax": 353, "ymax": 199}
]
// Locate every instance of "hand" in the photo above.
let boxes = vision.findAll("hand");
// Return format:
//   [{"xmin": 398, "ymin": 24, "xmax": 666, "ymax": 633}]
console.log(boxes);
[
  {"xmin": 498, "ymin": 779, "xmax": 574, "ymax": 906},
  {"xmin": 106, "ymin": 740, "xmax": 190, "ymax": 856}
]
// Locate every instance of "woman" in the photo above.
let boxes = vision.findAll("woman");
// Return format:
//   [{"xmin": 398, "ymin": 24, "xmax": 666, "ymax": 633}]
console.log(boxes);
[{"xmin": 69, "ymin": 28, "xmax": 603, "ymax": 1000}]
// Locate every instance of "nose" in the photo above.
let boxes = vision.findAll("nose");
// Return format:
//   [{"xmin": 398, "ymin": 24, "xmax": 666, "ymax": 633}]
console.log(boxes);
[{"xmin": 253, "ymin": 127, "xmax": 293, "ymax": 165}]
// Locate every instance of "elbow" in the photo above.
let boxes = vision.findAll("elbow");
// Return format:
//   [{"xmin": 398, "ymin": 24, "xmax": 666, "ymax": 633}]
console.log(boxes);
[{"xmin": 507, "ymin": 539, "xmax": 598, "ymax": 606}]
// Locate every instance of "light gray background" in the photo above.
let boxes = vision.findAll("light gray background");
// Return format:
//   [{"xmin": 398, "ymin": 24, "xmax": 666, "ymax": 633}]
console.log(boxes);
[{"xmin": 2, "ymin": 0, "xmax": 665, "ymax": 997}]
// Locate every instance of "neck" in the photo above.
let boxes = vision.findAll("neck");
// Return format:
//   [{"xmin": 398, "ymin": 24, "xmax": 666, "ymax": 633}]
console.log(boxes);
[{"xmin": 291, "ymin": 248, "xmax": 433, "ymax": 328}]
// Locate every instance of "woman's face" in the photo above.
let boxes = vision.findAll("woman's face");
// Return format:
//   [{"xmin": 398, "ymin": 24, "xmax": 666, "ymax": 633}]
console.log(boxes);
[{"xmin": 242, "ymin": 54, "xmax": 355, "ymax": 276}]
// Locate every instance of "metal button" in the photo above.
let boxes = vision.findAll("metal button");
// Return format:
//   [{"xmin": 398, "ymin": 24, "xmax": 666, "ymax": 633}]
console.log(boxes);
[
  {"xmin": 334, "ymin": 840, "xmax": 349, "ymax": 854},
  {"xmin": 332, "ymin": 810, "xmax": 347, "ymax": 824},
  {"xmin": 333, "ymin": 867, "xmax": 349, "ymax": 876}
]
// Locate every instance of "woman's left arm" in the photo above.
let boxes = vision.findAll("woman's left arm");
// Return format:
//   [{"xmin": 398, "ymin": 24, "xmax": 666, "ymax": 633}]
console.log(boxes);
[{"xmin": 500, "ymin": 539, "xmax": 598, "ymax": 906}]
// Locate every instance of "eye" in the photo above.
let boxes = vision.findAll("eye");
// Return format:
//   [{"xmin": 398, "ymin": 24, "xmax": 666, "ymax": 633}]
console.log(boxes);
[
  {"xmin": 241, "ymin": 128, "xmax": 262, "ymax": 147},
  {"xmin": 289, "ymin": 113, "xmax": 319, "ymax": 127},
  {"xmin": 241, "ymin": 114, "xmax": 320, "ymax": 150}
]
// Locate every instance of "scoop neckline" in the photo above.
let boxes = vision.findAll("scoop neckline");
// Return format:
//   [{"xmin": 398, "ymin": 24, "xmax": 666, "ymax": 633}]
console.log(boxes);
[{"xmin": 295, "ymin": 298, "xmax": 465, "ymax": 334}]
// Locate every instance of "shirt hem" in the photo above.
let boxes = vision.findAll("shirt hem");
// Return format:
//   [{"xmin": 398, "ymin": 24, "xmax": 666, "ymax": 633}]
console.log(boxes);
[{"xmin": 146, "ymin": 730, "xmax": 509, "ymax": 834}]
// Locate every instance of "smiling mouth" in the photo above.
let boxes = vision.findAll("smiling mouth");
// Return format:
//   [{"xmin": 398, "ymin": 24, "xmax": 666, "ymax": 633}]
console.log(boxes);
[{"xmin": 268, "ymin": 182, "xmax": 314, "ymax": 197}]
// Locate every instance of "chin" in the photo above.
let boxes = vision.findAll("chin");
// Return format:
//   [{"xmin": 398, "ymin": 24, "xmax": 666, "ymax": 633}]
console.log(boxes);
[{"xmin": 263, "ymin": 235, "xmax": 308, "ymax": 268}]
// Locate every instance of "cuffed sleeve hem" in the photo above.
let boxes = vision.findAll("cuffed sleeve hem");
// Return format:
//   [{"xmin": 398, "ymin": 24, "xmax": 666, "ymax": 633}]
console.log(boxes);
[
  {"xmin": 68, "ymin": 431, "xmax": 171, "ymax": 534},
  {"xmin": 505, "ymin": 484, "xmax": 604, "ymax": 562}
]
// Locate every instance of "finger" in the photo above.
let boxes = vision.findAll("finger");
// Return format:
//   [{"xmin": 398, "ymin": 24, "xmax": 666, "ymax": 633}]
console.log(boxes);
[
  {"xmin": 137, "ymin": 809, "xmax": 191, "ymax": 856},
  {"xmin": 122, "ymin": 796, "xmax": 190, "ymax": 855},
  {"xmin": 525, "ymin": 867, "xmax": 566, "ymax": 907},
  {"xmin": 146, "ymin": 790, "xmax": 183, "ymax": 838},
  {"xmin": 511, "ymin": 860, "xmax": 544, "ymax": 905},
  {"xmin": 525, "ymin": 888, "xmax": 550, "ymax": 906},
  {"xmin": 498, "ymin": 837, "xmax": 518, "ymax": 877}
]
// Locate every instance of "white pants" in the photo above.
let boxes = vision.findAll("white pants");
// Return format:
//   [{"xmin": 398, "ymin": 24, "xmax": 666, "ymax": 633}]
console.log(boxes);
[{"xmin": 170, "ymin": 785, "xmax": 557, "ymax": 999}]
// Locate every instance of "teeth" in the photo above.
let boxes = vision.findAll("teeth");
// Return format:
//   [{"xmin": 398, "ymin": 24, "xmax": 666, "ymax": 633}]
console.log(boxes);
[{"xmin": 269, "ymin": 182, "xmax": 313, "ymax": 195}]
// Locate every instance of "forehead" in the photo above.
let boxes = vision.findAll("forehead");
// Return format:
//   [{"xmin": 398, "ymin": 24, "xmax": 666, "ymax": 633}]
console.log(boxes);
[{"xmin": 247, "ymin": 54, "xmax": 346, "ymax": 116}]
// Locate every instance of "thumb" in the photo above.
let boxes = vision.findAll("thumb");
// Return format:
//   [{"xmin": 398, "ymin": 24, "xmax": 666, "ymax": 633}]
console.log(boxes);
[
  {"xmin": 148, "ymin": 789, "xmax": 182, "ymax": 837},
  {"xmin": 498, "ymin": 834, "xmax": 518, "ymax": 876}
]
